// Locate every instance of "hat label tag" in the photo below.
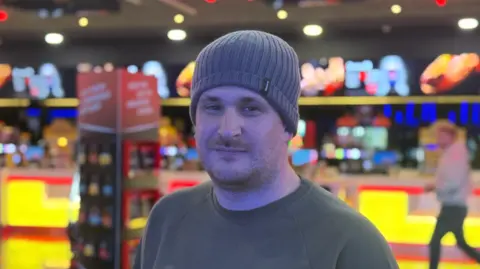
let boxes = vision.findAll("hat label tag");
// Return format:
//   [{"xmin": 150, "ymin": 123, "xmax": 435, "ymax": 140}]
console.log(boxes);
[{"xmin": 261, "ymin": 79, "xmax": 270, "ymax": 95}]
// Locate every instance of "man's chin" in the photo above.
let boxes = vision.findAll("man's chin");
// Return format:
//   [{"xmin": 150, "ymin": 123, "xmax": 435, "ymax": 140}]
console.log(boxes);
[
  {"xmin": 211, "ymin": 178, "xmax": 251, "ymax": 191},
  {"xmin": 207, "ymin": 169, "xmax": 252, "ymax": 187}
]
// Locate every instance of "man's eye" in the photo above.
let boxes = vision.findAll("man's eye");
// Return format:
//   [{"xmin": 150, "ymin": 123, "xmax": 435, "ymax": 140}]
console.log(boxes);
[
  {"xmin": 205, "ymin": 105, "xmax": 221, "ymax": 111},
  {"xmin": 243, "ymin": 106, "xmax": 259, "ymax": 112}
]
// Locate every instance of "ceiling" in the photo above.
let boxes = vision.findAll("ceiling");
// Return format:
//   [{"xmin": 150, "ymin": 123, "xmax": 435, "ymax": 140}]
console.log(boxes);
[{"xmin": 0, "ymin": 0, "xmax": 479, "ymax": 40}]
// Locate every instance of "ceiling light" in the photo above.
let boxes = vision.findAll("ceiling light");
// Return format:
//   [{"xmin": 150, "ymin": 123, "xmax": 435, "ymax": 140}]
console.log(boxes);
[
  {"xmin": 0, "ymin": 10, "xmax": 8, "ymax": 22},
  {"xmin": 381, "ymin": 24, "xmax": 392, "ymax": 34},
  {"xmin": 174, "ymin": 14, "xmax": 184, "ymax": 24},
  {"xmin": 303, "ymin": 24, "xmax": 323, "ymax": 37},
  {"xmin": 77, "ymin": 63, "xmax": 92, "ymax": 73},
  {"xmin": 391, "ymin": 4, "xmax": 401, "ymax": 14},
  {"xmin": 277, "ymin": 10, "xmax": 288, "ymax": 20},
  {"xmin": 167, "ymin": 29, "xmax": 187, "ymax": 41},
  {"xmin": 93, "ymin": 66, "xmax": 103, "ymax": 73},
  {"xmin": 458, "ymin": 18, "xmax": 478, "ymax": 30},
  {"xmin": 78, "ymin": 17, "xmax": 88, "ymax": 27},
  {"xmin": 104, "ymin": 62, "xmax": 114, "ymax": 72},
  {"xmin": 127, "ymin": 65, "xmax": 139, "ymax": 74},
  {"xmin": 45, "ymin": 33, "xmax": 64, "ymax": 45},
  {"xmin": 436, "ymin": 0, "xmax": 447, "ymax": 7}
]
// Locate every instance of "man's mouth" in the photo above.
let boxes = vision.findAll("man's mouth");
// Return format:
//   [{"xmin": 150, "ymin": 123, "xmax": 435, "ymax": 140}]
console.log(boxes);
[{"xmin": 212, "ymin": 147, "xmax": 247, "ymax": 153}]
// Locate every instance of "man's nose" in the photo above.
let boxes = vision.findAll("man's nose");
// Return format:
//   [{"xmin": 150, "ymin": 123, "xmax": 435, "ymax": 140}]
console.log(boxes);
[{"xmin": 218, "ymin": 107, "xmax": 242, "ymax": 138}]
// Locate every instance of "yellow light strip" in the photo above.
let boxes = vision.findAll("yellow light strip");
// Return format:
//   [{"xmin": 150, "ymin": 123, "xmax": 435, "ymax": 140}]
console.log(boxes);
[
  {"xmin": 0, "ymin": 99, "xmax": 30, "ymax": 107},
  {"xmin": 1, "ymin": 95, "xmax": 480, "ymax": 108},
  {"xmin": 43, "ymin": 98, "xmax": 79, "ymax": 107},
  {"xmin": 299, "ymin": 96, "xmax": 480, "ymax": 106},
  {"xmin": 162, "ymin": 98, "xmax": 191, "ymax": 107}
]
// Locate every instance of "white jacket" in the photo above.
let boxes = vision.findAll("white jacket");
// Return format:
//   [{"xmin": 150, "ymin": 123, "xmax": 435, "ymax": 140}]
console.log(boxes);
[{"xmin": 435, "ymin": 141, "xmax": 472, "ymax": 206}]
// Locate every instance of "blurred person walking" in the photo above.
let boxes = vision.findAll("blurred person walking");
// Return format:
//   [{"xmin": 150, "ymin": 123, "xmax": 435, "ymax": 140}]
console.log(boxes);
[{"xmin": 426, "ymin": 124, "xmax": 480, "ymax": 269}]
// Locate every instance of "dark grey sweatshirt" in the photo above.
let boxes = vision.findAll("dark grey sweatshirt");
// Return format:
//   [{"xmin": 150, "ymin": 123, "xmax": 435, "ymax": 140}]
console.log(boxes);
[{"xmin": 133, "ymin": 179, "xmax": 399, "ymax": 269}]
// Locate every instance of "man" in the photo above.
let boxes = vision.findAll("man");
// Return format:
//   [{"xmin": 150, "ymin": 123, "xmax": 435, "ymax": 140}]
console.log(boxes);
[
  {"xmin": 426, "ymin": 124, "xmax": 480, "ymax": 269},
  {"xmin": 134, "ymin": 30, "xmax": 398, "ymax": 269}
]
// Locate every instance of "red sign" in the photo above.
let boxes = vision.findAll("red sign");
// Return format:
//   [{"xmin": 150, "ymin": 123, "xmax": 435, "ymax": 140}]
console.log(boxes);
[
  {"xmin": 77, "ymin": 69, "xmax": 160, "ymax": 134},
  {"xmin": 77, "ymin": 71, "xmax": 118, "ymax": 133},
  {"xmin": 121, "ymin": 71, "xmax": 159, "ymax": 133}
]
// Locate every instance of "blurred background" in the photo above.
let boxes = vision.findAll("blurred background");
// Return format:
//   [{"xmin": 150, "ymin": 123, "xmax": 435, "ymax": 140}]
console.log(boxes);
[{"xmin": 0, "ymin": 0, "xmax": 479, "ymax": 268}]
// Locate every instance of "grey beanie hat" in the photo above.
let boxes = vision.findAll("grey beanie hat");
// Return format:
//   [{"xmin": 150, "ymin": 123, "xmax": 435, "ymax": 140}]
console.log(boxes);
[{"xmin": 189, "ymin": 30, "xmax": 301, "ymax": 135}]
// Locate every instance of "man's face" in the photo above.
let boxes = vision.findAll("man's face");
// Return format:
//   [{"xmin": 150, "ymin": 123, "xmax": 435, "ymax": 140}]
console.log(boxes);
[
  {"xmin": 437, "ymin": 130, "xmax": 454, "ymax": 149},
  {"xmin": 195, "ymin": 86, "xmax": 289, "ymax": 189}
]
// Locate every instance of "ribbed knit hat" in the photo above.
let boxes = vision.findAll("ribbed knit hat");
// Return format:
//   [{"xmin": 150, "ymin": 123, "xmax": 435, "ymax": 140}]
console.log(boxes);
[{"xmin": 189, "ymin": 30, "xmax": 301, "ymax": 135}]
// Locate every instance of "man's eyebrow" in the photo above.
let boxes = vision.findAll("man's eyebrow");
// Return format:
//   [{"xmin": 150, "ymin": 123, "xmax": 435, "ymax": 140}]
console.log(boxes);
[
  {"xmin": 200, "ymin": 96, "xmax": 221, "ymax": 102},
  {"xmin": 239, "ymin": 97, "xmax": 269, "ymax": 107},
  {"xmin": 199, "ymin": 95, "xmax": 265, "ymax": 106},
  {"xmin": 239, "ymin": 97, "xmax": 257, "ymax": 103}
]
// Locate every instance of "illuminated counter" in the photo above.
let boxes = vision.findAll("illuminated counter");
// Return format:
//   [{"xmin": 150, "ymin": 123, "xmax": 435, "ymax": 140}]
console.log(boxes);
[
  {"xmin": 358, "ymin": 184, "xmax": 480, "ymax": 263},
  {"xmin": 0, "ymin": 168, "xmax": 169, "ymax": 269},
  {"xmin": 0, "ymin": 168, "xmax": 78, "ymax": 269},
  {"xmin": 0, "ymin": 169, "xmax": 192, "ymax": 232},
  {"xmin": 1, "ymin": 169, "xmax": 78, "ymax": 228},
  {"xmin": 319, "ymin": 172, "xmax": 480, "ymax": 264}
]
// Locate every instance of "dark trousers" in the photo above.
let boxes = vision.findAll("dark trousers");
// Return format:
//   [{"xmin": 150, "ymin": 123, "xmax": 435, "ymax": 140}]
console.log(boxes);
[{"xmin": 429, "ymin": 205, "xmax": 480, "ymax": 269}]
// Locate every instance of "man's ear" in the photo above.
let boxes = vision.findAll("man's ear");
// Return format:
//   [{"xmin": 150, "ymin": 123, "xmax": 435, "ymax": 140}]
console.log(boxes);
[{"xmin": 283, "ymin": 127, "xmax": 294, "ymax": 143}]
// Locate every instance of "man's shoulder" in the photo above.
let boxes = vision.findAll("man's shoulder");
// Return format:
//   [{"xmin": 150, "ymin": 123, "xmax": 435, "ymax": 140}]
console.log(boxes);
[
  {"xmin": 295, "ymin": 181, "xmax": 397, "ymax": 268},
  {"xmin": 150, "ymin": 181, "xmax": 213, "ymax": 219},
  {"xmin": 136, "ymin": 182, "xmax": 213, "ymax": 269},
  {"xmin": 294, "ymin": 181, "xmax": 386, "ymax": 240},
  {"xmin": 299, "ymin": 181, "xmax": 358, "ymax": 215}
]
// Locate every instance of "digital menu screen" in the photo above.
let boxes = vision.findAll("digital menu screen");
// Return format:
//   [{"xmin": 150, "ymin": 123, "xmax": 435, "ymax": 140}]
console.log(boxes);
[
  {"xmin": 6, "ymin": 53, "xmax": 473, "ymax": 101},
  {"xmin": 117, "ymin": 61, "xmax": 184, "ymax": 98},
  {"xmin": 124, "ymin": 61, "xmax": 170, "ymax": 99},
  {"xmin": 417, "ymin": 53, "xmax": 480, "ymax": 96},
  {"xmin": 336, "ymin": 126, "xmax": 388, "ymax": 150},
  {"xmin": 123, "ymin": 54, "xmax": 479, "ymax": 100},
  {"xmin": 362, "ymin": 127, "xmax": 388, "ymax": 150},
  {"xmin": 0, "ymin": 63, "xmax": 76, "ymax": 99},
  {"xmin": 300, "ymin": 53, "xmax": 480, "ymax": 97}
]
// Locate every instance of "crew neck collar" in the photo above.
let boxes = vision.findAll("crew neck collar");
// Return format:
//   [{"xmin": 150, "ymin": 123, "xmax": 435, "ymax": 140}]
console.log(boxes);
[{"xmin": 210, "ymin": 178, "xmax": 312, "ymax": 221}]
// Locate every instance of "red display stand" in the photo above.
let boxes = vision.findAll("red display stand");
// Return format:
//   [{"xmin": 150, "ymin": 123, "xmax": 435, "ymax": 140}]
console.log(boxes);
[
  {"xmin": 121, "ymin": 141, "xmax": 162, "ymax": 269},
  {"xmin": 304, "ymin": 120, "xmax": 317, "ymax": 149},
  {"xmin": 73, "ymin": 69, "xmax": 161, "ymax": 269}
]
